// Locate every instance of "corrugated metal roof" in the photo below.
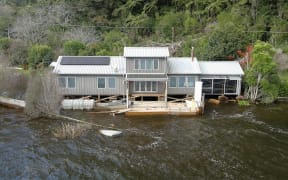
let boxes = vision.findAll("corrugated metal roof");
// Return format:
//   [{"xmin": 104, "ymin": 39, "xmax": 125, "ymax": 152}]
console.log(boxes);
[
  {"xmin": 124, "ymin": 47, "xmax": 170, "ymax": 57},
  {"xmin": 167, "ymin": 57, "xmax": 201, "ymax": 74},
  {"xmin": 199, "ymin": 61, "xmax": 244, "ymax": 75},
  {"xmin": 52, "ymin": 56, "xmax": 125, "ymax": 75}
]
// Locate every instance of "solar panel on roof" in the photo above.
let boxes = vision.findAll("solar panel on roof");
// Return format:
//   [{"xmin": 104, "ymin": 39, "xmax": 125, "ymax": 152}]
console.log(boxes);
[{"xmin": 60, "ymin": 56, "xmax": 110, "ymax": 65}]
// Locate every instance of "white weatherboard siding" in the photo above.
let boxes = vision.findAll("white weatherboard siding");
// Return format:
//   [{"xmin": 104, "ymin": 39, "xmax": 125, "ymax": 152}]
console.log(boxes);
[{"xmin": 59, "ymin": 75, "xmax": 125, "ymax": 96}]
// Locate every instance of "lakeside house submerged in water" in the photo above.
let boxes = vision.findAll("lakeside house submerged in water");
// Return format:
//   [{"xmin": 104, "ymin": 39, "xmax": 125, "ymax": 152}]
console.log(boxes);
[{"xmin": 50, "ymin": 47, "xmax": 244, "ymax": 114}]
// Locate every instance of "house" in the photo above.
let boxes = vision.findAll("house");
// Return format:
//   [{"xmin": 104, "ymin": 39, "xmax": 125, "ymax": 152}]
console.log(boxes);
[{"xmin": 50, "ymin": 47, "xmax": 244, "ymax": 104}]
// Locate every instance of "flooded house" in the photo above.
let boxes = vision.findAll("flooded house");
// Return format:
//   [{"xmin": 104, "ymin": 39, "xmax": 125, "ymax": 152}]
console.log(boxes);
[{"xmin": 50, "ymin": 47, "xmax": 244, "ymax": 115}]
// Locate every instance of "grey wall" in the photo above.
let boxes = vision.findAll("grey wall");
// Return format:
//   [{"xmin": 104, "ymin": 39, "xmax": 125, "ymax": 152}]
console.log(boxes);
[
  {"xmin": 126, "ymin": 57, "xmax": 166, "ymax": 73},
  {"xmin": 59, "ymin": 75, "xmax": 125, "ymax": 96}
]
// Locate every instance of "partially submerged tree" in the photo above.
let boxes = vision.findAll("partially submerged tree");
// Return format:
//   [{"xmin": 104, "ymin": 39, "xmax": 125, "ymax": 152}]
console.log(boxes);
[
  {"xmin": 25, "ymin": 69, "xmax": 63, "ymax": 119},
  {"xmin": 244, "ymin": 41, "xmax": 280, "ymax": 103}
]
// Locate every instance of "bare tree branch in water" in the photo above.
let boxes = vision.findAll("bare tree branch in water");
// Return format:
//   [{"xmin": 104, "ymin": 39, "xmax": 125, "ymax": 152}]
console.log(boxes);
[
  {"xmin": 0, "ymin": 67, "xmax": 28, "ymax": 99},
  {"xmin": 25, "ymin": 69, "xmax": 63, "ymax": 119}
]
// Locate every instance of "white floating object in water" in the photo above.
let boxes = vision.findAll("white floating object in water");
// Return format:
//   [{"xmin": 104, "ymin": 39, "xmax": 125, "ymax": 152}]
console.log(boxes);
[{"xmin": 99, "ymin": 129, "xmax": 122, "ymax": 137}]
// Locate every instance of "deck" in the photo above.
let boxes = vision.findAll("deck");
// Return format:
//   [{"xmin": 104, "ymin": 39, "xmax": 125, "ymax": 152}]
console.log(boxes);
[{"xmin": 125, "ymin": 101, "xmax": 203, "ymax": 116}]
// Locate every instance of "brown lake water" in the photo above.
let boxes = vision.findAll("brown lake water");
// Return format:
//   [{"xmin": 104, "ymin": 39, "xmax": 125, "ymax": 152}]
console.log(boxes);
[{"xmin": 0, "ymin": 103, "xmax": 288, "ymax": 179}]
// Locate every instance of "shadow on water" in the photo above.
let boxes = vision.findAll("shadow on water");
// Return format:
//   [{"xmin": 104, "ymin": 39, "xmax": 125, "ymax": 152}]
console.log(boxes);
[{"xmin": 0, "ymin": 103, "xmax": 288, "ymax": 179}]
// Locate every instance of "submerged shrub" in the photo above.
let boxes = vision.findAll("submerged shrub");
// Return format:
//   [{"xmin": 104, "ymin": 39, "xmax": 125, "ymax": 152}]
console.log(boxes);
[
  {"xmin": 238, "ymin": 100, "xmax": 250, "ymax": 106},
  {"xmin": 53, "ymin": 122, "xmax": 90, "ymax": 139}
]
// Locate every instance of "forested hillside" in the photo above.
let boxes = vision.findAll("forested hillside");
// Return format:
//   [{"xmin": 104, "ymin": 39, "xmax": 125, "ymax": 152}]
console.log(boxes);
[{"xmin": 0, "ymin": 0, "xmax": 288, "ymax": 68}]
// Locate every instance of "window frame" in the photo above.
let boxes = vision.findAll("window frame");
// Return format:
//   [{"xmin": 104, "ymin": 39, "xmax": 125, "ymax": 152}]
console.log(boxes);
[
  {"xmin": 178, "ymin": 76, "xmax": 186, "ymax": 88},
  {"xmin": 67, "ymin": 77, "xmax": 76, "ymax": 89},
  {"xmin": 134, "ymin": 58, "xmax": 159, "ymax": 70},
  {"xmin": 108, "ymin": 77, "xmax": 116, "ymax": 89},
  {"xmin": 169, "ymin": 76, "xmax": 177, "ymax": 88},
  {"xmin": 58, "ymin": 77, "xmax": 76, "ymax": 89},
  {"xmin": 58, "ymin": 77, "xmax": 66, "ymax": 88},
  {"xmin": 134, "ymin": 81, "xmax": 158, "ymax": 92},
  {"xmin": 97, "ymin": 77, "xmax": 106, "ymax": 89}
]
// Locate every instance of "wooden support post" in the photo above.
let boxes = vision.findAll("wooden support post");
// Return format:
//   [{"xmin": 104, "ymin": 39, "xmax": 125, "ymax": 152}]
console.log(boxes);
[
  {"xmin": 165, "ymin": 80, "xmax": 168, "ymax": 107},
  {"xmin": 126, "ymin": 81, "xmax": 129, "ymax": 108}
]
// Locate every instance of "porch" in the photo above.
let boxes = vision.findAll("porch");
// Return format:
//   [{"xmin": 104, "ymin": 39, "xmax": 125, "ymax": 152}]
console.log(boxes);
[{"xmin": 125, "ymin": 100, "xmax": 203, "ymax": 116}]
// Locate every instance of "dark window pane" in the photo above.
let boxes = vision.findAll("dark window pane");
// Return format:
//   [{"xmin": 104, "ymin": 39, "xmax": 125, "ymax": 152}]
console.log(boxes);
[
  {"xmin": 98, "ymin": 78, "xmax": 105, "ymax": 88},
  {"xmin": 67, "ymin": 77, "xmax": 75, "ymax": 88},
  {"xmin": 58, "ymin": 77, "xmax": 66, "ymax": 88},
  {"xmin": 225, "ymin": 80, "xmax": 237, "ymax": 93},
  {"xmin": 213, "ymin": 79, "xmax": 225, "ymax": 94},
  {"xmin": 187, "ymin": 77, "xmax": 194, "ymax": 87},
  {"xmin": 152, "ymin": 82, "xmax": 157, "ymax": 91},
  {"xmin": 147, "ymin": 81, "xmax": 152, "ymax": 91},
  {"xmin": 169, "ymin": 77, "xmax": 177, "ymax": 87},
  {"xmin": 178, "ymin": 77, "xmax": 185, "ymax": 87},
  {"xmin": 135, "ymin": 59, "xmax": 139, "ymax": 69},
  {"xmin": 140, "ymin": 82, "xmax": 145, "ymax": 91},
  {"xmin": 135, "ymin": 81, "xmax": 140, "ymax": 91},
  {"xmin": 108, "ymin": 78, "xmax": 115, "ymax": 88},
  {"xmin": 140, "ymin": 60, "xmax": 145, "ymax": 69},
  {"xmin": 154, "ymin": 59, "xmax": 158, "ymax": 69},
  {"xmin": 146, "ymin": 59, "xmax": 153, "ymax": 69}
]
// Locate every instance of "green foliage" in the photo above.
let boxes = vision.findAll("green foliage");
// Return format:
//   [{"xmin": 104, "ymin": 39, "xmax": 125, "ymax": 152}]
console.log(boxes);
[
  {"xmin": 28, "ymin": 45, "xmax": 53, "ymax": 69},
  {"xmin": 156, "ymin": 11, "xmax": 184, "ymax": 40},
  {"xmin": 1, "ymin": 0, "xmax": 288, "ymax": 65},
  {"xmin": 238, "ymin": 100, "xmax": 250, "ymax": 106},
  {"xmin": 279, "ymin": 80, "xmax": 288, "ymax": 97},
  {"xmin": 244, "ymin": 41, "xmax": 280, "ymax": 103},
  {"xmin": 96, "ymin": 30, "xmax": 131, "ymax": 56},
  {"xmin": 0, "ymin": 37, "xmax": 11, "ymax": 51},
  {"xmin": 203, "ymin": 22, "xmax": 250, "ymax": 60},
  {"xmin": 63, "ymin": 41, "xmax": 86, "ymax": 56}
]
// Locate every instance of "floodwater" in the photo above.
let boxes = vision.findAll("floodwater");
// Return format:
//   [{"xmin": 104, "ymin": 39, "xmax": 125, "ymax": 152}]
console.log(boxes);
[{"xmin": 0, "ymin": 103, "xmax": 288, "ymax": 179}]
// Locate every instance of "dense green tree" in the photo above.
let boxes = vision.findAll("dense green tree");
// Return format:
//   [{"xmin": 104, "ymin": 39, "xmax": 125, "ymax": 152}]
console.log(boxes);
[
  {"xmin": 244, "ymin": 41, "xmax": 280, "ymax": 103},
  {"xmin": 63, "ymin": 40, "xmax": 86, "ymax": 56},
  {"xmin": 96, "ymin": 30, "xmax": 131, "ymax": 56},
  {"xmin": 28, "ymin": 45, "xmax": 53, "ymax": 69}
]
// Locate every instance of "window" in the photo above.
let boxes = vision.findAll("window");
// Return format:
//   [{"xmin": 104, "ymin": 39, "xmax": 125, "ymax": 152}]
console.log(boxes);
[
  {"xmin": 58, "ymin": 77, "xmax": 66, "ymax": 88},
  {"xmin": 178, "ymin": 77, "xmax": 185, "ymax": 87},
  {"xmin": 140, "ymin": 60, "xmax": 145, "ymax": 69},
  {"xmin": 202, "ymin": 79, "xmax": 212, "ymax": 94},
  {"xmin": 187, "ymin": 77, "xmax": 194, "ymax": 87},
  {"xmin": 98, "ymin": 78, "xmax": 105, "ymax": 88},
  {"xmin": 154, "ymin": 59, "xmax": 159, "ymax": 69},
  {"xmin": 152, "ymin": 82, "xmax": 157, "ymax": 91},
  {"xmin": 134, "ymin": 81, "xmax": 157, "ymax": 92},
  {"xmin": 169, "ymin": 76, "xmax": 195, "ymax": 88},
  {"xmin": 135, "ymin": 59, "xmax": 139, "ymax": 69},
  {"xmin": 108, "ymin": 78, "xmax": 116, "ymax": 88},
  {"xmin": 146, "ymin": 59, "xmax": 153, "ymax": 69},
  {"xmin": 213, "ymin": 79, "xmax": 225, "ymax": 94},
  {"xmin": 67, "ymin": 77, "xmax": 76, "ymax": 88},
  {"xmin": 134, "ymin": 59, "xmax": 159, "ymax": 70},
  {"xmin": 169, "ymin": 77, "xmax": 177, "ymax": 87},
  {"xmin": 225, "ymin": 80, "xmax": 237, "ymax": 94},
  {"xmin": 140, "ymin": 82, "xmax": 145, "ymax": 91},
  {"xmin": 58, "ymin": 77, "xmax": 76, "ymax": 88}
]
